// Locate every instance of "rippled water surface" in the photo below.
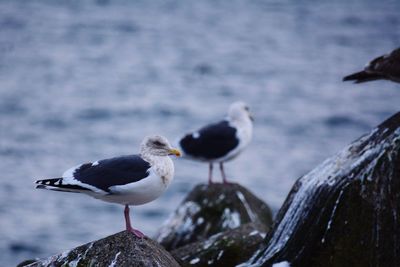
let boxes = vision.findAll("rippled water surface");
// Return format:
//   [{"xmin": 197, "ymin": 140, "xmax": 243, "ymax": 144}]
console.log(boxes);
[{"xmin": 1, "ymin": 0, "xmax": 399, "ymax": 265}]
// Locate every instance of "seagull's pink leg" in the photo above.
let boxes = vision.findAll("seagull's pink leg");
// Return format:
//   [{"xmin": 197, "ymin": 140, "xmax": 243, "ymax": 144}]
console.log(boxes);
[
  {"xmin": 220, "ymin": 162, "xmax": 231, "ymax": 185},
  {"xmin": 208, "ymin": 163, "xmax": 214, "ymax": 185},
  {"xmin": 124, "ymin": 205, "xmax": 145, "ymax": 238}
]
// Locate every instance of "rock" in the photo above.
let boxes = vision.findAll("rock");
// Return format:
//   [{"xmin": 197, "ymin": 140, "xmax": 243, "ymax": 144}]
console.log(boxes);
[
  {"xmin": 243, "ymin": 112, "xmax": 400, "ymax": 267},
  {"xmin": 171, "ymin": 222, "xmax": 269, "ymax": 267},
  {"xmin": 26, "ymin": 231, "xmax": 180, "ymax": 267},
  {"xmin": 155, "ymin": 183, "xmax": 273, "ymax": 251},
  {"xmin": 17, "ymin": 260, "xmax": 37, "ymax": 267}
]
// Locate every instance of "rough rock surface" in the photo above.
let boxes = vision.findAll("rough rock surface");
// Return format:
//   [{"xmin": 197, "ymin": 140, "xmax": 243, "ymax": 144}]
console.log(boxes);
[
  {"xmin": 155, "ymin": 183, "xmax": 273, "ymax": 251},
  {"xmin": 25, "ymin": 231, "xmax": 180, "ymax": 267},
  {"xmin": 171, "ymin": 222, "xmax": 268, "ymax": 267},
  {"xmin": 243, "ymin": 112, "xmax": 400, "ymax": 267}
]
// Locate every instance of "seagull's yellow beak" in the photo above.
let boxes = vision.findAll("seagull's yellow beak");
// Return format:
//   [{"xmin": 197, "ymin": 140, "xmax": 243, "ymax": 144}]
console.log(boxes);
[{"xmin": 168, "ymin": 148, "xmax": 181, "ymax": 157}]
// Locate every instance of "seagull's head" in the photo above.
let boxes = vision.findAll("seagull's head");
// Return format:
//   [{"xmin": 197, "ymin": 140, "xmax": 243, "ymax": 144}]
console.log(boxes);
[
  {"xmin": 141, "ymin": 135, "xmax": 181, "ymax": 157},
  {"xmin": 228, "ymin": 101, "xmax": 254, "ymax": 122}
]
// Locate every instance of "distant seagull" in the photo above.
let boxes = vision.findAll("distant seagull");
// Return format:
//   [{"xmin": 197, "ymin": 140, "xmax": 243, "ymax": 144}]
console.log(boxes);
[
  {"xmin": 178, "ymin": 102, "xmax": 253, "ymax": 184},
  {"xmin": 35, "ymin": 135, "xmax": 181, "ymax": 238},
  {"xmin": 343, "ymin": 47, "xmax": 400, "ymax": 84}
]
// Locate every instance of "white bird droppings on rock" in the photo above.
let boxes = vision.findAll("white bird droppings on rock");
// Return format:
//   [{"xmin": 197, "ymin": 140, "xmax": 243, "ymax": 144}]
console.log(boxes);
[
  {"xmin": 190, "ymin": 258, "xmax": 200, "ymax": 264},
  {"xmin": 272, "ymin": 261, "xmax": 291, "ymax": 267}
]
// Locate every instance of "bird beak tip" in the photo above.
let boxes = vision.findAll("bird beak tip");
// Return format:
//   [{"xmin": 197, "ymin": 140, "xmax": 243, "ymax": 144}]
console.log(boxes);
[{"xmin": 169, "ymin": 148, "xmax": 181, "ymax": 157}]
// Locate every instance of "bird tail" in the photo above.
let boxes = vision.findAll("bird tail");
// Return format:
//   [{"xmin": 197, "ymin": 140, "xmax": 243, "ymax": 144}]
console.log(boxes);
[
  {"xmin": 342, "ymin": 71, "xmax": 382, "ymax": 83},
  {"xmin": 35, "ymin": 178, "xmax": 89, "ymax": 193}
]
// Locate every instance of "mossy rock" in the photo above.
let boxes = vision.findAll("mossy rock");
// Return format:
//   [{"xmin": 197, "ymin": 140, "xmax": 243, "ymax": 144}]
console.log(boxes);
[
  {"xmin": 154, "ymin": 183, "xmax": 273, "ymax": 251},
  {"xmin": 17, "ymin": 260, "xmax": 37, "ymax": 267}
]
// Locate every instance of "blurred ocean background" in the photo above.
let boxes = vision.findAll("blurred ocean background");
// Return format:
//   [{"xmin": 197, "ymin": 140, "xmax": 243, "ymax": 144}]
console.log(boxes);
[{"xmin": 0, "ymin": 0, "xmax": 399, "ymax": 265}]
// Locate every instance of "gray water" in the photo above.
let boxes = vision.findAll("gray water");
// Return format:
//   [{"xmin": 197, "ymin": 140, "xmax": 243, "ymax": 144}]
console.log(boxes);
[{"xmin": 0, "ymin": 0, "xmax": 399, "ymax": 265}]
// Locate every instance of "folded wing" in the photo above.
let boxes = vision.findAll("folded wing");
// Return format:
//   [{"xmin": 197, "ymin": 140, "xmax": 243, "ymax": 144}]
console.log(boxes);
[
  {"xmin": 179, "ymin": 120, "xmax": 239, "ymax": 160},
  {"xmin": 36, "ymin": 155, "xmax": 151, "ymax": 193}
]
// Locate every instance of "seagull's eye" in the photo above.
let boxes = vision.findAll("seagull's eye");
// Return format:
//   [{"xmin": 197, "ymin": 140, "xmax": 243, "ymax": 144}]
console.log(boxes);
[
  {"xmin": 244, "ymin": 106, "xmax": 249, "ymax": 111},
  {"xmin": 153, "ymin": 140, "xmax": 164, "ymax": 147}
]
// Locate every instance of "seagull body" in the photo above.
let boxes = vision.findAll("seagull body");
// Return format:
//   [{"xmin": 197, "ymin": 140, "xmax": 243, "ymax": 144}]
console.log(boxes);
[
  {"xmin": 36, "ymin": 135, "xmax": 181, "ymax": 237},
  {"xmin": 343, "ymin": 47, "xmax": 400, "ymax": 84},
  {"xmin": 178, "ymin": 102, "xmax": 253, "ymax": 184}
]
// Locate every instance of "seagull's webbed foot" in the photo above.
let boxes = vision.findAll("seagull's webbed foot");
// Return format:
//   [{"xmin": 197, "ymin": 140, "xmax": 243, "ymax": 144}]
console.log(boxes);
[
  {"xmin": 222, "ymin": 179, "xmax": 233, "ymax": 185},
  {"xmin": 127, "ymin": 226, "xmax": 146, "ymax": 238}
]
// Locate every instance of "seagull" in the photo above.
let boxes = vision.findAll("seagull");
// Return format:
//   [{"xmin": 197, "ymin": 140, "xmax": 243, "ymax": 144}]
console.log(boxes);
[
  {"xmin": 178, "ymin": 101, "xmax": 253, "ymax": 184},
  {"xmin": 35, "ymin": 135, "xmax": 181, "ymax": 238},
  {"xmin": 343, "ymin": 47, "xmax": 400, "ymax": 84}
]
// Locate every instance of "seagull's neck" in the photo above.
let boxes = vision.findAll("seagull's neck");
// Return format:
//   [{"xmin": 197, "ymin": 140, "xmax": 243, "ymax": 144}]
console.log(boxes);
[
  {"xmin": 140, "ymin": 151, "xmax": 160, "ymax": 166},
  {"xmin": 228, "ymin": 116, "xmax": 253, "ymax": 147},
  {"xmin": 149, "ymin": 155, "xmax": 175, "ymax": 187},
  {"xmin": 141, "ymin": 153, "xmax": 175, "ymax": 186},
  {"xmin": 228, "ymin": 116, "xmax": 252, "ymax": 129}
]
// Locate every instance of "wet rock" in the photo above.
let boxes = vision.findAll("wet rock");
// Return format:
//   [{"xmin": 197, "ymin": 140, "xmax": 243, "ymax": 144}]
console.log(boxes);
[
  {"xmin": 26, "ymin": 231, "xmax": 180, "ymax": 267},
  {"xmin": 171, "ymin": 222, "xmax": 269, "ymax": 267},
  {"xmin": 155, "ymin": 183, "xmax": 273, "ymax": 251},
  {"xmin": 17, "ymin": 260, "xmax": 37, "ymax": 267},
  {"xmin": 243, "ymin": 112, "xmax": 400, "ymax": 267}
]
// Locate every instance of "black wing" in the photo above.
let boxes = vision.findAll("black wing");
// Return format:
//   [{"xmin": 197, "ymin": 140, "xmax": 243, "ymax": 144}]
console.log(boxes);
[
  {"xmin": 180, "ymin": 120, "xmax": 239, "ymax": 160},
  {"xmin": 70, "ymin": 155, "xmax": 151, "ymax": 192}
]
